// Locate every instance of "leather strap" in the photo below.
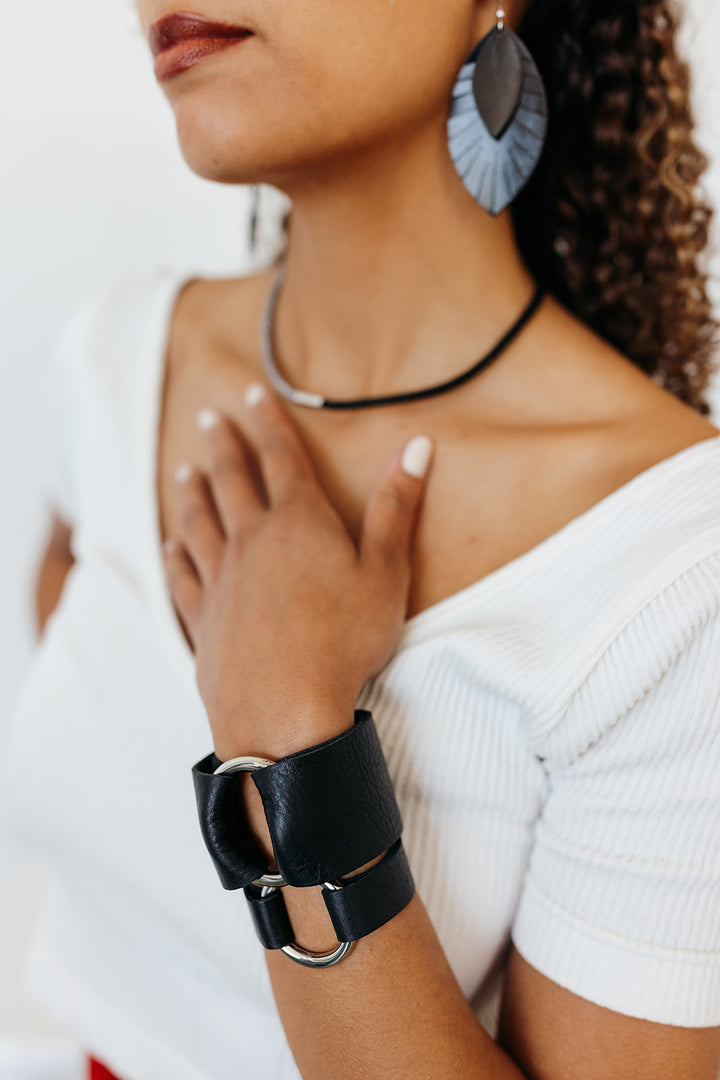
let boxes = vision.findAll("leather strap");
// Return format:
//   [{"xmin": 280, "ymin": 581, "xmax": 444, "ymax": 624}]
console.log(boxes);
[
  {"xmin": 243, "ymin": 840, "xmax": 415, "ymax": 951},
  {"xmin": 244, "ymin": 883, "xmax": 295, "ymax": 950},
  {"xmin": 192, "ymin": 711, "xmax": 403, "ymax": 890},
  {"xmin": 323, "ymin": 839, "xmax": 415, "ymax": 942},
  {"xmin": 252, "ymin": 710, "xmax": 403, "ymax": 887},
  {"xmin": 192, "ymin": 754, "xmax": 268, "ymax": 889}
]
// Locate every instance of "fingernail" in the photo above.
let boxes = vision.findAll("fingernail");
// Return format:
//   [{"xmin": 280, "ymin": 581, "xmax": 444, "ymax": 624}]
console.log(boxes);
[
  {"xmin": 174, "ymin": 462, "xmax": 193, "ymax": 483},
  {"xmin": 401, "ymin": 435, "xmax": 434, "ymax": 479},
  {"xmin": 245, "ymin": 383, "xmax": 267, "ymax": 408},
  {"xmin": 163, "ymin": 537, "xmax": 179, "ymax": 555},
  {"xmin": 195, "ymin": 406, "xmax": 220, "ymax": 432}
]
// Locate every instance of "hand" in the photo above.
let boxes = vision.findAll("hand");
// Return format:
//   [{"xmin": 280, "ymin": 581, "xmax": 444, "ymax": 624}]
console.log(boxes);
[{"xmin": 162, "ymin": 383, "xmax": 434, "ymax": 761}]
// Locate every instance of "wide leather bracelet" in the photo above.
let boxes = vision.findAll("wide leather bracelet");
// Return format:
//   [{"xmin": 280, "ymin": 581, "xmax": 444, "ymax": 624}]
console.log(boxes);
[
  {"xmin": 191, "ymin": 710, "xmax": 403, "ymax": 890},
  {"xmin": 244, "ymin": 839, "xmax": 415, "ymax": 968}
]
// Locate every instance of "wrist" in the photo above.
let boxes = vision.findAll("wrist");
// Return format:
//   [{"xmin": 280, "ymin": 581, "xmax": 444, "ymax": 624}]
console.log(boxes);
[{"xmin": 212, "ymin": 701, "xmax": 357, "ymax": 763}]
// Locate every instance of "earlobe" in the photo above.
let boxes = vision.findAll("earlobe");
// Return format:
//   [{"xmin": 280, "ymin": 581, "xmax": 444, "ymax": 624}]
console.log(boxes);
[{"xmin": 469, "ymin": 0, "xmax": 498, "ymax": 45}]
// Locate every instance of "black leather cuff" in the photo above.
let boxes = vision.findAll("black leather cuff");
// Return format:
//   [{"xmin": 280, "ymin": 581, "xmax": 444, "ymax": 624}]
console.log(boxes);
[
  {"xmin": 244, "ymin": 882, "xmax": 295, "ymax": 950},
  {"xmin": 191, "ymin": 753, "xmax": 268, "ymax": 889},
  {"xmin": 192, "ymin": 710, "xmax": 403, "ymax": 889},
  {"xmin": 244, "ymin": 839, "xmax": 415, "ymax": 951},
  {"xmin": 252, "ymin": 710, "xmax": 402, "ymax": 886},
  {"xmin": 323, "ymin": 839, "xmax": 415, "ymax": 942}
]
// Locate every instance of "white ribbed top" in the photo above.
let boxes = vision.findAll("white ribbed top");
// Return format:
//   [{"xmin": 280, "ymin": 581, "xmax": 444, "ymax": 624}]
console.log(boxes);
[{"xmin": 4, "ymin": 266, "xmax": 720, "ymax": 1080}]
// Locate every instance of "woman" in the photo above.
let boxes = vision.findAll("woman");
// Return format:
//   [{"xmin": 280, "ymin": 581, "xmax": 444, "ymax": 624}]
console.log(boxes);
[{"xmin": 9, "ymin": 0, "xmax": 720, "ymax": 1077}]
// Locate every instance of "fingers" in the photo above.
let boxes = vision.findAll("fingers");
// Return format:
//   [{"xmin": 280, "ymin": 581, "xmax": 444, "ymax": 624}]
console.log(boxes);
[
  {"xmin": 171, "ymin": 463, "xmax": 225, "ymax": 583},
  {"xmin": 162, "ymin": 457, "xmax": 227, "ymax": 649},
  {"xmin": 162, "ymin": 535, "xmax": 202, "ymax": 651},
  {"xmin": 242, "ymin": 383, "xmax": 321, "ymax": 506},
  {"xmin": 194, "ymin": 387, "xmax": 321, "ymax": 519},
  {"xmin": 195, "ymin": 406, "xmax": 266, "ymax": 536},
  {"xmin": 360, "ymin": 435, "xmax": 435, "ymax": 584}
]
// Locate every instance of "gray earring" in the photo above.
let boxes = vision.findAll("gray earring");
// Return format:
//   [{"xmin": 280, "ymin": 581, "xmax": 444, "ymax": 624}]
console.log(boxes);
[{"xmin": 448, "ymin": 5, "xmax": 548, "ymax": 216}]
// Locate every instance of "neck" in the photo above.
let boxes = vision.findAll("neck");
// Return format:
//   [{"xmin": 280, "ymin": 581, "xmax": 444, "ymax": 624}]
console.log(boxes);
[{"xmin": 270, "ymin": 131, "xmax": 537, "ymax": 403}]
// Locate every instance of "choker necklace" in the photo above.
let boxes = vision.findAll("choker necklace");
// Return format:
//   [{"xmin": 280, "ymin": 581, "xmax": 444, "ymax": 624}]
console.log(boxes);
[{"xmin": 260, "ymin": 265, "xmax": 546, "ymax": 410}]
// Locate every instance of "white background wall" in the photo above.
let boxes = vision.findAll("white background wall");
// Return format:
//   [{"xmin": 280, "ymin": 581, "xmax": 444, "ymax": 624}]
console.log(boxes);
[{"xmin": 1, "ymin": 1, "xmax": 719, "ymax": 1076}]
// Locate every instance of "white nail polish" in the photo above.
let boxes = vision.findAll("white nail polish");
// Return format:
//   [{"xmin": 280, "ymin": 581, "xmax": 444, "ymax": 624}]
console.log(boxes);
[
  {"xmin": 401, "ymin": 435, "xmax": 434, "ymax": 479},
  {"xmin": 195, "ymin": 406, "xmax": 220, "ymax": 431},
  {"xmin": 245, "ymin": 382, "xmax": 267, "ymax": 408},
  {"xmin": 174, "ymin": 462, "xmax": 193, "ymax": 484},
  {"xmin": 163, "ymin": 537, "xmax": 179, "ymax": 555}
]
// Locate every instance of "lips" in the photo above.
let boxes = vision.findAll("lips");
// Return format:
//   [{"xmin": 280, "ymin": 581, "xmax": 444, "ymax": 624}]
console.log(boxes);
[{"xmin": 149, "ymin": 11, "xmax": 253, "ymax": 58}]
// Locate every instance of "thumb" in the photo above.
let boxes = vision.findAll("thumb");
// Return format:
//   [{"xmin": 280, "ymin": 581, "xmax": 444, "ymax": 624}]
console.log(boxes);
[{"xmin": 360, "ymin": 434, "xmax": 435, "ymax": 578}]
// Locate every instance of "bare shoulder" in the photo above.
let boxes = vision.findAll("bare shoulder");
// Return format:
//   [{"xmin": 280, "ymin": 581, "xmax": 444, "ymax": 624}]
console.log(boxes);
[
  {"xmin": 164, "ymin": 266, "xmax": 275, "ymax": 377},
  {"xmin": 435, "ymin": 295, "xmax": 720, "ymax": 580},
  {"xmin": 516, "ymin": 293, "xmax": 720, "ymax": 465}
]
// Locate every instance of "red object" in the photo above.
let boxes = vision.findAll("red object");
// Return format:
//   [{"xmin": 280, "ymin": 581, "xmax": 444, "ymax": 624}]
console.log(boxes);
[{"xmin": 88, "ymin": 1057, "xmax": 123, "ymax": 1080}]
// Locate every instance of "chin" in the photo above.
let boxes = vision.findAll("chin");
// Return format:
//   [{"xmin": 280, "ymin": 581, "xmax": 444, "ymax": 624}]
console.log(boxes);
[
  {"xmin": 176, "ymin": 141, "xmax": 301, "ymax": 191},
  {"xmin": 177, "ymin": 143, "xmax": 255, "ymax": 185},
  {"xmin": 168, "ymin": 87, "xmax": 383, "ymax": 192},
  {"xmin": 171, "ymin": 103, "xmax": 268, "ymax": 184},
  {"xmin": 169, "ymin": 91, "xmax": 309, "ymax": 188}
]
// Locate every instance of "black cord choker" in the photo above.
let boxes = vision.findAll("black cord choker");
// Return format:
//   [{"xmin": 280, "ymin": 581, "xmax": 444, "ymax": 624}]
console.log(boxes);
[{"xmin": 260, "ymin": 265, "xmax": 546, "ymax": 410}]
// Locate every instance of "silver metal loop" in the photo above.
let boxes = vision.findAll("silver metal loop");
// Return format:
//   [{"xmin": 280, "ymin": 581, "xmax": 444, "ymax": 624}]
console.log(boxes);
[
  {"xmin": 260, "ymin": 883, "xmax": 355, "ymax": 968},
  {"xmin": 253, "ymin": 869, "xmax": 287, "ymax": 889},
  {"xmin": 212, "ymin": 755, "xmax": 275, "ymax": 776},
  {"xmin": 496, "ymin": 4, "xmax": 505, "ymax": 29},
  {"xmin": 213, "ymin": 755, "xmax": 286, "ymax": 889}
]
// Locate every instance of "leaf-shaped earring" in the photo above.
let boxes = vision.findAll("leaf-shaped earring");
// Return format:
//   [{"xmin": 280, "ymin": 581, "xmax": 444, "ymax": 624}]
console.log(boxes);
[{"xmin": 448, "ymin": 5, "xmax": 548, "ymax": 216}]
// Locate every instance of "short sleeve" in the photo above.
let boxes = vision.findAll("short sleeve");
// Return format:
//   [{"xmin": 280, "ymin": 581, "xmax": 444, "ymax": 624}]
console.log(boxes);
[
  {"xmin": 511, "ymin": 556, "xmax": 720, "ymax": 1027},
  {"xmin": 39, "ymin": 302, "xmax": 93, "ymax": 527}
]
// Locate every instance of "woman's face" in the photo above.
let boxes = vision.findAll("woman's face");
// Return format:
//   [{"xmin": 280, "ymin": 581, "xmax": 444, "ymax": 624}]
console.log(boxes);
[{"xmin": 135, "ymin": 1, "xmax": 493, "ymax": 190}]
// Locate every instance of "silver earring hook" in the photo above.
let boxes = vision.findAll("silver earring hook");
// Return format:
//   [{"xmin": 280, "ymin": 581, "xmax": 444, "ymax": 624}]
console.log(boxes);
[{"xmin": 496, "ymin": 5, "xmax": 506, "ymax": 31}]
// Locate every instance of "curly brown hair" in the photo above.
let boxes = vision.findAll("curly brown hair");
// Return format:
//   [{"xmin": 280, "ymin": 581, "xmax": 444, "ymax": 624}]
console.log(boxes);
[{"xmin": 514, "ymin": 0, "xmax": 719, "ymax": 415}]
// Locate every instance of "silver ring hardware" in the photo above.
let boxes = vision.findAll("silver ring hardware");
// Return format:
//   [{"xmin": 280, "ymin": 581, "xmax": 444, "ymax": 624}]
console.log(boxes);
[
  {"xmin": 213, "ymin": 755, "xmax": 286, "ymax": 889},
  {"xmin": 260, "ymin": 883, "xmax": 355, "ymax": 968}
]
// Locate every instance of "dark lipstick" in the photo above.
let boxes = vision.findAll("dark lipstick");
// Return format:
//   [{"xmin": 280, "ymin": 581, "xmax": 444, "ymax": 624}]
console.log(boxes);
[{"xmin": 150, "ymin": 12, "xmax": 253, "ymax": 80}]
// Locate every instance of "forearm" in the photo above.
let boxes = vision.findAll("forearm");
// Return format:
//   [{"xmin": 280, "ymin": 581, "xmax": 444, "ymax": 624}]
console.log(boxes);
[
  {"xmin": 243, "ymin": 779, "xmax": 526, "ymax": 1080},
  {"xmin": 34, "ymin": 516, "xmax": 74, "ymax": 639}
]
